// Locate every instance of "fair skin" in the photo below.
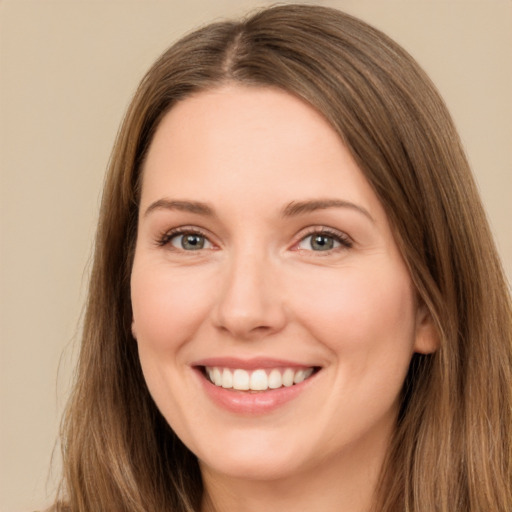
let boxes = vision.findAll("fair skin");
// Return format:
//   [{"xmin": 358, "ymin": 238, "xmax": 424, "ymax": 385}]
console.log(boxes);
[{"xmin": 131, "ymin": 85, "xmax": 438, "ymax": 512}]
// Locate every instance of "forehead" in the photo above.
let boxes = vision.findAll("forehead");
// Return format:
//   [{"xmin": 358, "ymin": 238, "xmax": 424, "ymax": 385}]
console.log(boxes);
[
  {"xmin": 140, "ymin": 85, "xmax": 384, "ymax": 220},
  {"xmin": 146, "ymin": 84, "xmax": 340, "ymax": 163}
]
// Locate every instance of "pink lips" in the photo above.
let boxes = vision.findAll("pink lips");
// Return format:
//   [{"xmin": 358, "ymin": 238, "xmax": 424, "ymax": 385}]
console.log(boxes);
[{"xmin": 192, "ymin": 357, "xmax": 319, "ymax": 414}]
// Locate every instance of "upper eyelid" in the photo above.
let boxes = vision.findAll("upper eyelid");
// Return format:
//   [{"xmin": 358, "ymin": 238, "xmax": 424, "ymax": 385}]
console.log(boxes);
[
  {"xmin": 157, "ymin": 226, "xmax": 215, "ymax": 247},
  {"xmin": 156, "ymin": 225, "xmax": 353, "ymax": 248},
  {"xmin": 293, "ymin": 226, "xmax": 352, "ymax": 244}
]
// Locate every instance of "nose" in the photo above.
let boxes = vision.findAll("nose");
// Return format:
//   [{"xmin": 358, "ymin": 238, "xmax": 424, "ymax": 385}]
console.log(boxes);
[{"xmin": 212, "ymin": 248, "xmax": 287, "ymax": 340}]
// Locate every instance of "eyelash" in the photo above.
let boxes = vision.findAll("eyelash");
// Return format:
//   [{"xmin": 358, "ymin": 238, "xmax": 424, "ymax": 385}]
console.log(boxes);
[
  {"xmin": 295, "ymin": 227, "xmax": 353, "ymax": 252},
  {"xmin": 155, "ymin": 226, "xmax": 353, "ymax": 252},
  {"xmin": 156, "ymin": 227, "xmax": 210, "ymax": 248}
]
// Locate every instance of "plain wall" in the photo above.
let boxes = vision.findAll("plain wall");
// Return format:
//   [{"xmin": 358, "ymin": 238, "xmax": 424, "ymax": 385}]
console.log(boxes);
[{"xmin": 1, "ymin": 1, "xmax": 510, "ymax": 510}]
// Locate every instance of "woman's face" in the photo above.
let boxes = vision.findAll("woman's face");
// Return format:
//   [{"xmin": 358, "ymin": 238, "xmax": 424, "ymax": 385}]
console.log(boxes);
[{"xmin": 131, "ymin": 85, "xmax": 437, "ymax": 483}]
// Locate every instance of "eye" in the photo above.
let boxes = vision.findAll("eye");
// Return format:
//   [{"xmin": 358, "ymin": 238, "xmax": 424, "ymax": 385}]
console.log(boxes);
[
  {"xmin": 158, "ymin": 229, "xmax": 214, "ymax": 251},
  {"xmin": 171, "ymin": 233, "xmax": 212, "ymax": 250},
  {"xmin": 296, "ymin": 230, "xmax": 352, "ymax": 252}
]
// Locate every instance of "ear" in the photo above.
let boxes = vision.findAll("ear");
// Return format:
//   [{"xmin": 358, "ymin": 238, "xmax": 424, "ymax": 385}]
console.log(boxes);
[{"xmin": 413, "ymin": 303, "xmax": 440, "ymax": 354}]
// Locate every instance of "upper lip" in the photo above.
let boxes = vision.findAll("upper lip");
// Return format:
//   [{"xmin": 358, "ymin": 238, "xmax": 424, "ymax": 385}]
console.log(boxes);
[{"xmin": 192, "ymin": 357, "xmax": 319, "ymax": 370}]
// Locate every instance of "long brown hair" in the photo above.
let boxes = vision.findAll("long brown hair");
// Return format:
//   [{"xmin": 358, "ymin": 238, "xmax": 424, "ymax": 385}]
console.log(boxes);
[{"xmin": 53, "ymin": 4, "xmax": 512, "ymax": 511}]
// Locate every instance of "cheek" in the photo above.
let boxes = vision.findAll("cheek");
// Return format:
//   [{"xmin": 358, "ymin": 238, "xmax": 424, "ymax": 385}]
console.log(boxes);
[
  {"xmin": 288, "ymin": 263, "xmax": 417, "ymax": 359},
  {"xmin": 130, "ymin": 262, "xmax": 218, "ymax": 436},
  {"xmin": 289, "ymin": 264, "xmax": 417, "ymax": 433},
  {"xmin": 131, "ymin": 262, "xmax": 216, "ymax": 352}
]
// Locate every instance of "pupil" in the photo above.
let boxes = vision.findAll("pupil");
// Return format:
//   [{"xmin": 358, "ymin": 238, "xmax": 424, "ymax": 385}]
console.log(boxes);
[
  {"xmin": 312, "ymin": 235, "xmax": 333, "ymax": 251},
  {"xmin": 183, "ymin": 234, "xmax": 204, "ymax": 250}
]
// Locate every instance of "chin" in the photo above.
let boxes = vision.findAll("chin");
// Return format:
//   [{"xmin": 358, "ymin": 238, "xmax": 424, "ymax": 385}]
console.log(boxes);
[
  {"xmin": 195, "ymin": 430, "xmax": 313, "ymax": 482},
  {"xmin": 200, "ymin": 453, "xmax": 305, "ymax": 482}
]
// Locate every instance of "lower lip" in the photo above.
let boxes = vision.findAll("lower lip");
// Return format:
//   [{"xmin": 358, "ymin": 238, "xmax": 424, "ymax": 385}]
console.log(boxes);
[{"xmin": 194, "ymin": 368, "xmax": 317, "ymax": 414}]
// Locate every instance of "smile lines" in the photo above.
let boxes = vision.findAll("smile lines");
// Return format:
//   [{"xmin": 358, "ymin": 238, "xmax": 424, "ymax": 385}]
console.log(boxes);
[{"xmin": 205, "ymin": 366, "xmax": 315, "ymax": 391}]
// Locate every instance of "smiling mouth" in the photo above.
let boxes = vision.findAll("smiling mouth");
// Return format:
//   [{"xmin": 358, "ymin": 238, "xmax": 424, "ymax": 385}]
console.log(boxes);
[{"xmin": 202, "ymin": 366, "xmax": 319, "ymax": 392}]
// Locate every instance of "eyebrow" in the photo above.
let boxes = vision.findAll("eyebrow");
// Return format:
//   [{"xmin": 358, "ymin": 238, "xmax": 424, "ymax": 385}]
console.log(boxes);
[
  {"xmin": 144, "ymin": 199, "xmax": 214, "ymax": 218},
  {"xmin": 143, "ymin": 197, "xmax": 374, "ymax": 222},
  {"xmin": 282, "ymin": 199, "xmax": 374, "ymax": 222}
]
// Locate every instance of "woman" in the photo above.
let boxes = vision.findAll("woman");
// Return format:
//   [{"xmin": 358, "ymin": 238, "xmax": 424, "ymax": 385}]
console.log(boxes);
[{"xmin": 51, "ymin": 4, "xmax": 512, "ymax": 511}]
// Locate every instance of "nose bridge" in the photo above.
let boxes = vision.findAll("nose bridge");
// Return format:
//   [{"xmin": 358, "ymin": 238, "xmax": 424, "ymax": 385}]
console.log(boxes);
[{"xmin": 213, "ymin": 242, "xmax": 285, "ymax": 338}]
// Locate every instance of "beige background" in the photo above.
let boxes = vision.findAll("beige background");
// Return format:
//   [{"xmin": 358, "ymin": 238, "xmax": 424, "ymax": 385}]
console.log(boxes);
[{"xmin": 1, "ymin": 1, "xmax": 510, "ymax": 510}]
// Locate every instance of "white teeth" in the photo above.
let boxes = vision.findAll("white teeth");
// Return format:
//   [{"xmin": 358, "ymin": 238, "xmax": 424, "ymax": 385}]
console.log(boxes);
[
  {"xmin": 293, "ymin": 369, "xmax": 306, "ymax": 384},
  {"xmin": 268, "ymin": 369, "xmax": 282, "ymax": 389},
  {"xmin": 293, "ymin": 368, "xmax": 314, "ymax": 384},
  {"xmin": 205, "ymin": 366, "xmax": 315, "ymax": 391},
  {"xmin": 221, "ymin": 368, "xmax": 233, "ymax": 388},
  {"xmin": 213, "ymin": 367, "xmax": 222, "ymax": 386},
  {"xmin": 250, "ymin": 369, "xmax": 268, "ymax": 390},
  {"xmin": 282, "ymin": 368, "xmax": 294, "ymax": 387},
  {"xmin": 233, "ymin": 369, "xmax": 250, "ymax": 390}
]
